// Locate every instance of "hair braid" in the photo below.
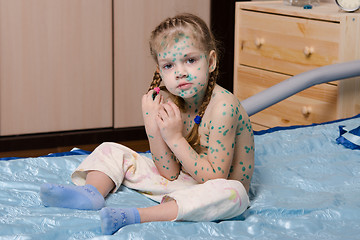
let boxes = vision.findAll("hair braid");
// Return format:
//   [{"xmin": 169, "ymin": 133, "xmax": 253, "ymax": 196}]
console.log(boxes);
[
  {"xmin": 148, "ymin": 70, "xmax": 162, "ymax": 92},
  {"xmin": 185, "ymin": 66, "xmax": 219, "ymax": 150}
]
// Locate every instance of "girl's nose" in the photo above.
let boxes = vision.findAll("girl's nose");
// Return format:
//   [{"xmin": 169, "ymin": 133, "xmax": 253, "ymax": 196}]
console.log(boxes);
[{"xmin": 176, "ymin": 68, "xmax": 188, "ymax": 80}]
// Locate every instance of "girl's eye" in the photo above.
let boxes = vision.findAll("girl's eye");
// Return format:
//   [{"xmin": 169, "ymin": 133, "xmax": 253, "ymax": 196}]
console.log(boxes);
[
  {"xmin": 163, "ymin": 63, "xmax": 173, "ymax": 70},
  {"xmin": 186, "ymin": 58, "xmax": 196, "ymax": 64}
]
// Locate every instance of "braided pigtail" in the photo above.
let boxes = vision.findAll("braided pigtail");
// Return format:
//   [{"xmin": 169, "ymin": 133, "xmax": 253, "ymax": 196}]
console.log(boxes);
[
  {"xmin": 186, "ymin": 66, "xmax": 219, "ymax": 150},
  {"xmin": 148, "ymin": 69, "xmax": 162, "ymax": 92}
]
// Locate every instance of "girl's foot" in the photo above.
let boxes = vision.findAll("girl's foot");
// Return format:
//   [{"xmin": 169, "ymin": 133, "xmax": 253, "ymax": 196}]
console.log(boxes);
[
  {"xmin": 100, "ymin": 207, "xmax": 141, "ymax": 235},
  {"xmin": 40, "ymin": 183, "xmax": 105, "ymax": 210}
]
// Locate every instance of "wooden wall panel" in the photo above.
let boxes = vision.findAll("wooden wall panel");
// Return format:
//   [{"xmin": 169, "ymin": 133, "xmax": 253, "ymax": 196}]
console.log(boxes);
[{"xmin": 0, "ymin": 0, "xmax": 113, "ymax": 136}]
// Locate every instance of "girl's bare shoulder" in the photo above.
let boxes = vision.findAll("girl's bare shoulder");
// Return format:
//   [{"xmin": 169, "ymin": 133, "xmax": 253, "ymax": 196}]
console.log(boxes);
[{"xmin": 208, "ymin": 85, "xmax": 241, "ymax": 113}]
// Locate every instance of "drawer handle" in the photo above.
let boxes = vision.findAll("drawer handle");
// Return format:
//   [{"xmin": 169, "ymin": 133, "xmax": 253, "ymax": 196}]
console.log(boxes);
[
  {"xmin": 303, "ymin": 46, "xmax": 314, "ymax": 57},
  {"xmin": 301, "ymin": 106, "xmax": 312, "ymax": 118},
  {"xmin": 255, "ymin": 38, "xmax": 264, "ymax": 48}
]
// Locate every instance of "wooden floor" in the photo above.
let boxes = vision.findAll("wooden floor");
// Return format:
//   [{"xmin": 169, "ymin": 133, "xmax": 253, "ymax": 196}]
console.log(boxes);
[{"xmin": 0, "ymin": 139, "xmax": 150, "ymax": 158}]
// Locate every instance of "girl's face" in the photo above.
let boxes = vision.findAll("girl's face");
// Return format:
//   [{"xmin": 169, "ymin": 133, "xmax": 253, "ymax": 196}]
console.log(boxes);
[{"xmin": 157, "ymin": 35, "xmax": 216, "ymax": 100}]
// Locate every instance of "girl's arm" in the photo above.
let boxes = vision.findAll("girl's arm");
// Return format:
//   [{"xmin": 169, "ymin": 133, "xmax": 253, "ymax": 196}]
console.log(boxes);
[
  {"xmin": 142, "ymin": 91, "xmax": 181, "ymax": 180},
  {"xmin": 156, "ymin": 100, "xmax": 238, "ymax": 183}
]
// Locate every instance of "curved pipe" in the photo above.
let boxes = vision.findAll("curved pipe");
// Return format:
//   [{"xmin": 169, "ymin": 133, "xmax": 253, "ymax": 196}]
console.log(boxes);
[{"xmin": 241, "ymin": 60, "xmax": 360, "ymax": 116}]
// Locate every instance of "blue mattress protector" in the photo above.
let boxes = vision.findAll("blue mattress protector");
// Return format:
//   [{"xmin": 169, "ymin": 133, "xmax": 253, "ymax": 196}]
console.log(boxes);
[{"xmin": 0, "ymin": 114, "xmax": 359, "ymax": 239}]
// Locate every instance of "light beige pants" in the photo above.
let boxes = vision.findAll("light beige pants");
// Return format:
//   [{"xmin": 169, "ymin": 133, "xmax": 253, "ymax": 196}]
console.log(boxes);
[{"xmin": 71, "ymin": 142, "xmax": 249, "ymax": 221}]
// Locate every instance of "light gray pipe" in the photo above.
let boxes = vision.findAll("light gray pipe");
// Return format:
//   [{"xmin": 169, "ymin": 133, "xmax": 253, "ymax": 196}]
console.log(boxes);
[{"xmin": 241, "ymin": 60, "xmax": 360, "ymax": 116}]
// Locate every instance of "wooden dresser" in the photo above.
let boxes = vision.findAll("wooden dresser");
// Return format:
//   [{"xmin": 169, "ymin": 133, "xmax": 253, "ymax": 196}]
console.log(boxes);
[{"xmin": 233, "ymin": 1, "xmax": 360, "ymax": 130}]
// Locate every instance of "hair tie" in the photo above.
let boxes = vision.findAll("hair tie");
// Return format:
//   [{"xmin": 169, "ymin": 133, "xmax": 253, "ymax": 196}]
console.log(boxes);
[
  {"xmin": 154, "ymin": 87, "xmax": 160, "ymax": 94},
  {"xmin": 194, "ymin": 115, "xmax": 202, "ymax": 125}
]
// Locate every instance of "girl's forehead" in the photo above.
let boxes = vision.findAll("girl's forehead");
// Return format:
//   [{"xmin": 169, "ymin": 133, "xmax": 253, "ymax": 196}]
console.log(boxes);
[{"xmin": 157, "ymin": 31, "xmax": 203, "ymax": 54}]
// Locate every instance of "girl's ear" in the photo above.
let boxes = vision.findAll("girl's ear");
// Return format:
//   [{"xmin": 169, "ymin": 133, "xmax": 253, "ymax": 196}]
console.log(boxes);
[{"xmin": 208, "ymin": 50, "xmax": 217, "ymax": 73}]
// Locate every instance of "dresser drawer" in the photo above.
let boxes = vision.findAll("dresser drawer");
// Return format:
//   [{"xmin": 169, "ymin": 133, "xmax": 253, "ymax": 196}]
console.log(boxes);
[
  {"xmin": 235, "ymin": 65, "xmax": 338, "ymax": 129},
  {"xmin": 237, "ymin": 10, "xmax": 340, "ymax": 75}
]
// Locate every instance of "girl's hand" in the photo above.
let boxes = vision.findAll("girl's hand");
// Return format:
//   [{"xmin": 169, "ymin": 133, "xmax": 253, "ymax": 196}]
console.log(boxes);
[
  {"xmin": 156, "ymin": 101, "xmax": 183, "ymax": 143},
  {"xmin": 142, "ymin": 90, "xmax": 163, "ymax": 136}
]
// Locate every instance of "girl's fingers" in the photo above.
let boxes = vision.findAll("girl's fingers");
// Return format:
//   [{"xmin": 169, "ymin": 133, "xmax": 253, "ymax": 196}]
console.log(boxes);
[
  {"xmin": 158, "ymin": 107, "xmax": 168, "ymax": 120},
  {"xmin": 167, "ymin": 101, "xmax": 181, "ymax": 118},
  {"xmin": 161, "ymin": 103, "xmax": 175, "ymax": 118}
]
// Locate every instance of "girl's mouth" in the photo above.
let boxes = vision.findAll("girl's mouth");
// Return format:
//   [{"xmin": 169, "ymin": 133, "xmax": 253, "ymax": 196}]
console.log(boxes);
[{"xmin": 177, "ymin": 83, "xmax": 192, "ymax": 90}]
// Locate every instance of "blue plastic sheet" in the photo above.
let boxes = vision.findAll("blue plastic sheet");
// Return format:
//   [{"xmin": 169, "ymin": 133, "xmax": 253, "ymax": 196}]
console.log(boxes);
[{"xmin": 0, "ymin": 115, "xmax": 359, "ymax": 239}]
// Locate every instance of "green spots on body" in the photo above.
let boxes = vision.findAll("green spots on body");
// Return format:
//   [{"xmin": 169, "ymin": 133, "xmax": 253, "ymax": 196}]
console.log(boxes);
[
  {"xmin": 148, "ymin": 134, "xmax": 154, "ymax": 139},
  {"xmin": 245, "ymin": 145, "xmax": 254, "ymax": 153}
]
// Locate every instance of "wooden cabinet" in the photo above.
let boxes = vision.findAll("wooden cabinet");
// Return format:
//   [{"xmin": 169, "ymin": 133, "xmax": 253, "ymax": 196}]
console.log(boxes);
[
  {"xmin": 113, "ymin": 0, "xmax": 210, "ymax": 128},
  {"xmin": 234, "ymin": 1, "xmax": 360, "ymax": 130},
  {"xmin": 0, "ymin": 0, "xmax": 210, "ymax": 136},
  {"xmin": 0, "ymin": 0, "xmax": 113, "ymax": 136}
]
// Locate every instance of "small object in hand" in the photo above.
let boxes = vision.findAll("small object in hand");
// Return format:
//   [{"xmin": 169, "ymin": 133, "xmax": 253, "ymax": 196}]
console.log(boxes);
[{"xmin": 194, "ymin": 115, "xmax": 202, "ymax": 124}]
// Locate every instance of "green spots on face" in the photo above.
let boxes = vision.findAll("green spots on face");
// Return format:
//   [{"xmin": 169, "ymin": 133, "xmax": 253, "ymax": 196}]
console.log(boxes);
[
  {"xmin": 148, "ymin": 134, "xmax": 154, "ymax": 139},
  {"xmin": 222, "ymin": 112, "xmax": 226, "ymax": 116},
  {"xmin": 174, "ymin": 144, "xmax": 178, "ymax": 147},
  {"xmin": 187, "ymin": 74, "xmax": 194, "ymax": 81},
  {"xmin": 170, "ymin": 175, "xmax": 177, "ymax": 180},
  {"xmin": 194, "ymin": 162, "xmax": 197, "ymax": 167},
  {"xmin": 194, "ymin": 170, "xmax": 198, "ymax": 175},
  {"xmin": 242, "ymin": 166, "xmax": 246, "ymax": 171},
  {"xmin": 223, "ymin": 129, "xmax": 229, "ymax": 136}
]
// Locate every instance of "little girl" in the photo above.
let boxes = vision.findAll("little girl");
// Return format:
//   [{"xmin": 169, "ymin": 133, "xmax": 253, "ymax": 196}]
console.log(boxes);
[{"xmin": 40, "ymin": 13, "xmax": 254, "ymax": 235}]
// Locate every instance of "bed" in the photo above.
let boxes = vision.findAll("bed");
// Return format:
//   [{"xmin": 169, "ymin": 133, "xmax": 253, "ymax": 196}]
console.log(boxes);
[{"xmin": 1, "ymin": 60, "xmax": 359, "ymax": 239}]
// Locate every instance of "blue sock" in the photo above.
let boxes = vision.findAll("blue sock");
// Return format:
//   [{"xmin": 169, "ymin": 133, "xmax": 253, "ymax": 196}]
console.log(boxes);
[
  {"xmin": 100, "ymin": 207, "xmax": 141, "ymax": 235},
  {"xmin": 40, "ymin": 183, "xmax": 105, "ymax": 210}
]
